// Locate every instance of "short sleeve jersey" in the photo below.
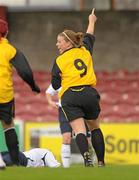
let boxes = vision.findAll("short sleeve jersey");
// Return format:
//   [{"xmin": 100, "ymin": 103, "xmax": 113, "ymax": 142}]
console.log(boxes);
[{"xmin": 56, "ymin": 46, "xmax": 96, "ymax": 98}]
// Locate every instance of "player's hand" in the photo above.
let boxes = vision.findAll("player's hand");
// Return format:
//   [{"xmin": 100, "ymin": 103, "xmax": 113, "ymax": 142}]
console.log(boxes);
[
  {"xmin": 32, "ymin": 84, "xmax": 41, "ymax": 94},
  {"xmin": 88, "ymin": 8, "xmax": 97, "ymax": 24},
  {"xmin": 48, "ymin": 100, "xmax": 59, "ymax": 109}
]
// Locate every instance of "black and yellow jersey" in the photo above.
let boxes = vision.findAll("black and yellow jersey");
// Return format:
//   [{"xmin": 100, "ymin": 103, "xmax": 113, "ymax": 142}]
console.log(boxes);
[
  {"xmin": 0, "ymin": 38, "xmax": 16, "ymax": 103},
  {"xmin": 0, "ymin": 38, "xmax": 40, "ymax": 103},
  {"xmin": 51, "ymin": 33, "xmax": 96, "ymax": 98}
]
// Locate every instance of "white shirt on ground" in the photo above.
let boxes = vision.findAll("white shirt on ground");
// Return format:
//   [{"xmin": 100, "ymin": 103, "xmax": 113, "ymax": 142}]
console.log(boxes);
[{"xmin": 23, "ymin": 148, "xmax": 61, "ymax": 168}]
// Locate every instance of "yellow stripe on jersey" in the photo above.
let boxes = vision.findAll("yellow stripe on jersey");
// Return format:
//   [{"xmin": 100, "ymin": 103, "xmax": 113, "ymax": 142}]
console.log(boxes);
[
  {"xmin": 56, "ymin": 46, "xmax": 97, "ymax": 98},
  {"xmin": 0, "ymin": 38, "xmax": 16, "ymax": 103}
]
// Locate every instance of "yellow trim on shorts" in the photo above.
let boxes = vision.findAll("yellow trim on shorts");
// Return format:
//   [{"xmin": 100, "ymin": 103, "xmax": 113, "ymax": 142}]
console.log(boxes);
[{"xmin": 61, "ymin": 107, "xmax": 69, "ymax": 121}]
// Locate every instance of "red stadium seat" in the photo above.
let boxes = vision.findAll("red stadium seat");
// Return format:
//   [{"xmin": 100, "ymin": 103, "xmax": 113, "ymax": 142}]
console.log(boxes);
[
  {"xmin": 101, "ymin": 92, "xmax": 120, "ymax": 105},
  {"xmin": 130, "ymin": 71, "xmax": 139, "ymax": 80},
  {"xmin": 109, "ymin": 70, "xmax": 132, "ymax": 80},
  {"xmin": 96, "ymin": 71, "xmax": 109, "ymax": 80},
  {"xmin": 126, "ymin": 114, "xmax": 139, "ymax": 122},
  {"xmin": 127, "ymin": 80, "xmax": 139, "ymax": 93},
  {"xmin": 108, "ymin": 79, "xmax": 129, "ymax": 93},
  {"xmin": 33, "ymin": 71, "xmax": 51, "ymax": 81},
  {"xmin": 96, "ymin": 79, "xmax": 110, "ymax": 93},
  {"xmin": 112, "ymin": 104, "xmax": 136, "ymax": 118},
  {"xmin": 120, "ymin": 92, "xmax": 139, "ymax": 105},
  {"xmin": 100, "ymin": 103, "xmax": 113, "ymax": 117},
  {"xmin": 100, "ymin": 104, "xmax": 135, "ymax": 121},
  {"xmin": 101, "ymin": 114, "xmax": 124, "ymax": 123}
]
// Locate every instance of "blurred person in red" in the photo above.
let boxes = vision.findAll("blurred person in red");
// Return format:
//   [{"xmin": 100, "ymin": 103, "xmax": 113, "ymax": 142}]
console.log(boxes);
[{"xmin": 0, "ymin": 19, "xmax": 40, "ymax": 166}]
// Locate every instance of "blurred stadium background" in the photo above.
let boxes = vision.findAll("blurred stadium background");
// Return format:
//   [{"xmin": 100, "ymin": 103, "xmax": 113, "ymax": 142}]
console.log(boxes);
[{"xmin": 0, "ymin": 0, "xmax": 139, "ymax": 165}]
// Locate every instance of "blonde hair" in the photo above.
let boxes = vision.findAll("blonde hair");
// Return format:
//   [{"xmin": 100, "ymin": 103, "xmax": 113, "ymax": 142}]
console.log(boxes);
[{"xmin": 59, "ymin": 29, "xmax": 84, "ymax": 48}]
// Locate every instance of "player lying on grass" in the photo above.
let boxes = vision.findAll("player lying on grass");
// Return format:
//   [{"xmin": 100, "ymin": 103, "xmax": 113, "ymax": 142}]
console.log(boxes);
[{"xmin": 1, "ymin": 148, "xmax": 61, "ymax": 168}]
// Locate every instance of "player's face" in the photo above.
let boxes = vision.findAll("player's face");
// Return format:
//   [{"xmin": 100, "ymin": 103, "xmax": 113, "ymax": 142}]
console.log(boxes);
[{"xmin": 56, "ymin": 35, "xmax": 72, "ymax": 54}]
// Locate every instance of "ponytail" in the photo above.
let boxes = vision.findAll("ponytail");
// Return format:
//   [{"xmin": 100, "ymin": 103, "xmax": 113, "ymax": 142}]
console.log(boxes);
[{"xmin": 60, "ymin": 29, "xmax": 84, "ymax": 47}]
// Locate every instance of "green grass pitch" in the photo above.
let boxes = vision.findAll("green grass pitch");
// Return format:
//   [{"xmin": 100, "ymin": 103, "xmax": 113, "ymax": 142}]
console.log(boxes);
[{"xmin": 0, "ymin": 164, "xmax": 139, "ymax": 180}]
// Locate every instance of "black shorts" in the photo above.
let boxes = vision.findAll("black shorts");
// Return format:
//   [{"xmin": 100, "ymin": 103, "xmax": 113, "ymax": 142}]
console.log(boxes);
[
  {"xmin": 0, "ymin": 99, "xmax": 15, "ymax": 124},
  {"xmin": 58, "ymin": 108, "xmax": 90, "ymax": 137},
  {"xmin": 58, "ymin": 107, "xmax": 72, "ymax": 134},
  {"xmin": 61, "ymin": 86, "xmax": 101, "ymax": 122}
]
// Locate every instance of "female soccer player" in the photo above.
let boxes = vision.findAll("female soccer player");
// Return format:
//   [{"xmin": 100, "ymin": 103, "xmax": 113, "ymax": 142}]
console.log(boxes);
[
  {"xmin": 51, "ymin": 9, "xmax": 105, "ymax": 167},
  {"xmin": 0, "ymin": 19, "xmax": 40, "ymax": 166},
  {"xmin": 46, "ymin": 84, "xmax": 95, "ymax": 167}
]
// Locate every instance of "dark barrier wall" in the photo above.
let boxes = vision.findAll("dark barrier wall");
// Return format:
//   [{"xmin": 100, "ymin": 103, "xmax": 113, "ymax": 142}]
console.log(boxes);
[{"xmin": 7, "ymin": 11, "xmax": 139, "ymax": 71}]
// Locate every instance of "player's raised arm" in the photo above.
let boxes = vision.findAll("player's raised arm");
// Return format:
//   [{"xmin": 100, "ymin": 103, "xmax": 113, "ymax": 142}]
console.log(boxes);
[{"xmin": 86, "ymin": 8, "xmax": 97, "ymax": 35}]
